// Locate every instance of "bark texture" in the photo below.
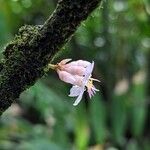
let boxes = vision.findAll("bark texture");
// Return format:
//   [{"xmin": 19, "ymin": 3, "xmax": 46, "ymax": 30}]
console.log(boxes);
[{"xmin": 0, "ymin": 0, "xmax": 102, "ymax": 115}]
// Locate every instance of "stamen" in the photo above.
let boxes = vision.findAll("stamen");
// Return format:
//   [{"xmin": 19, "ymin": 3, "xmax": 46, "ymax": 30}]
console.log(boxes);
[{"xmin": 90, "ymin": 78, "xmax": 100, "ymax": 82}]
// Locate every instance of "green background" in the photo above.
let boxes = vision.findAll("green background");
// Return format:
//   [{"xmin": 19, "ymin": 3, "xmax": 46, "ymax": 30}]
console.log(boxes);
[{"xmin": 0, "ymin": 0, "xmax": 150, "ymax": 149}]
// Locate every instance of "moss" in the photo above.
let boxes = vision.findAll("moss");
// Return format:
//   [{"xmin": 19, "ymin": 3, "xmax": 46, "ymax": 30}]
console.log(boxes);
[{"xmin": 3, "ymin": 25, "xmax": 41, "ymax": 59}]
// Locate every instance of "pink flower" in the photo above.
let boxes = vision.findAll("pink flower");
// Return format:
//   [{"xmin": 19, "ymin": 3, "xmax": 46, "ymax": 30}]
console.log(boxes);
[{"xmin": 55, "ymin": 59, "xmax": 100, "ymax": 106}]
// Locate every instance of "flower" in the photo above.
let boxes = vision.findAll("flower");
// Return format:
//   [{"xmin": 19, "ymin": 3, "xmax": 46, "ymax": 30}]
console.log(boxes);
[
  {"xmin": 49, "ymin": 59, "xmax": 100, "ymax": 106},
  {"xmin": 69, "ymin": 61, "xmax": 100, "ymax": 106}
]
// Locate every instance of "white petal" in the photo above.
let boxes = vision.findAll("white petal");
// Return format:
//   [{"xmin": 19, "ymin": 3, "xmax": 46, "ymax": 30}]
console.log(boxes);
[
  {"xmin": 76, "ymin": 60, "xmax": 91, "ymax": 67},
  {"xmin": 83, "ymin": 61, "xmax": 94, "ymax": 84},
  {"xmin": 73, "ymin": 90, "xmax": 84, "ymax": 106},
  {"xmin": 69, "ymin": 86, "xmax": 82, "ymax": 97},
  {"xmin": 85, "ymin": 61, "xmax": 94, "ymax": 76}
]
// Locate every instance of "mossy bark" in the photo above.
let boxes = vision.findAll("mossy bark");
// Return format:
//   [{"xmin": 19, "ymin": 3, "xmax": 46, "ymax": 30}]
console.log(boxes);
[{"xmin": 0, "ymin": 0, "xmax": 102, "ymax": 115}]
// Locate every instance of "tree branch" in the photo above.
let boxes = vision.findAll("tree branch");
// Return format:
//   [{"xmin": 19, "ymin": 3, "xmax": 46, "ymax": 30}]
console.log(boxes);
[{"xmin": 0, "ymin": 0, "xmax": 102, "ymax": 115}]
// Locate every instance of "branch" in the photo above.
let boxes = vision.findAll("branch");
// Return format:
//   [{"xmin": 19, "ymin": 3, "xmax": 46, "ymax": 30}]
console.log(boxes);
[{"xmin": 0, "ymin": 0, "xmax": 102, "ymax": 115}]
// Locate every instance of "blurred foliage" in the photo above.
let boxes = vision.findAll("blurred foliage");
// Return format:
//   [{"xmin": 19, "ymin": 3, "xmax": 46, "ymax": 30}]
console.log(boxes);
[{"xmin": 0, "ymin": 0, "xmax": 150, "ymax": 149}]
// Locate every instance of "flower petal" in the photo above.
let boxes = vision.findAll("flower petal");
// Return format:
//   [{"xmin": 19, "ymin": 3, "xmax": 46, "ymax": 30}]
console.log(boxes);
[
  {"xmin": 69, "ymin": 86, "xmax": 82, "ymax": 97},
  {"xmin": 83, "ymin": 61, "xmax": 94, "ymax": 84},
  {"xmin": 73, "ymin": 90, "xmax": 84, "ymax": 106},
  {"xmin": 88, "ymin": 89, "xmax": 93, "ymax": 98},
  {"xmin": 64, "ymin": 65, "xmax": 86, "ymax": 76},
  {"xmin": 77, "ymin": 60, "xmax": 91, "ymax": 67},
  {"xmin": 57, "ymin": 70, "xmax": 76, "ymax": 85},
  {"xmin": 85, "ymin": 61, "xmax": 94, "ymax": 76},
  {"xmin": 92, "ymin": 85, "xmax": 99, "ymax": 92},
  {"xmin": 66, "ymin": 60, "xmax": 91, "ymax": 68}
]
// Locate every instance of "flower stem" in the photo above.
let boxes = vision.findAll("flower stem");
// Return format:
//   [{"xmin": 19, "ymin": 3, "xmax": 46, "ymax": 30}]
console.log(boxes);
[{"xmin": 48, "ymin": 64, "xmax": 58, "ymax": 70}]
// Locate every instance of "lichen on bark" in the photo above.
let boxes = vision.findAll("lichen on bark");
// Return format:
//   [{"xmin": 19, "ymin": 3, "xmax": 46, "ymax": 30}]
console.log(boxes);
[{"xmin": 0, "ymin": 0, "xmax": 102, "ymax": 115}]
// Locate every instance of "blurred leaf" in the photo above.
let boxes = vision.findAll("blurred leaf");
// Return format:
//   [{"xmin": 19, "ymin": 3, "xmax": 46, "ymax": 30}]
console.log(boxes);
[
  {"xmin": 0, "ymin": 0, "xmax": 149, "ymax": 149},
  {"xmin": 74, "ymin": 103, "xmax": 90, "ymax": 150},
  {"xmin": 110, "ymin": 95, "xmax": 127, "ymax": 145},
  {"xmin": 126, "ymin": 139, "xmax": 139, "ymax": 150},
  {"xmin": 130, "ymin": 84, "xmax": 147, "ymax": 137},
  {"xmin": 143, "ymin": 139, "xmax": 150, "ymax": 150},
  {"xmin": 90, "ymin": 94, "xmax": 107, "ymax": 143},
  {"xmin": 21, "ymin": 81, "xmax": 70, "ymax": 115},
  {"xmin": 21, "ymin": 81, "xmax": 71, "ymax": 147},
  {"xmin": 17, "ymin": 139, "xmax": 64, "ymax": 150},
  {"xmin": 51, "ymin": 116, "xmax": 70, "ymax": 148}
]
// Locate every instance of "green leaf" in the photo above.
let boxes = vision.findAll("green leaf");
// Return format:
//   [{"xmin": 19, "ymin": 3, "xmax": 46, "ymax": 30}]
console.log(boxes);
[
  {"xmin": 21, "ymin": 81, "xmax": 70, "ymax": 115},
  {"xmin": 89, "ymin": 94, "xmax": 107, "ymax": 144},
  {"xmin": 110, "ymin": 95, "xmax": 127, "ymax": 145},
  {"xmin": 74, "ymin": 103, "xmax": 90, "ymax": 150},
  {"xmin": 130, "ymin": 84, "xmax": 147, "ymax": 137}
]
